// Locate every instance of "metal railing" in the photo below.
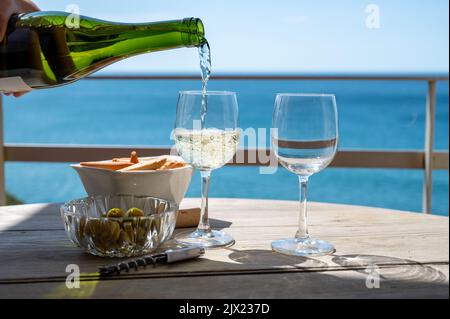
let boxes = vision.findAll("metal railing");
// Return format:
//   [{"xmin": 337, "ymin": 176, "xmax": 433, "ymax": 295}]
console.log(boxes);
[{"xmin": 0, "ymin": 74, "xmax": 448, "ymax": 213}]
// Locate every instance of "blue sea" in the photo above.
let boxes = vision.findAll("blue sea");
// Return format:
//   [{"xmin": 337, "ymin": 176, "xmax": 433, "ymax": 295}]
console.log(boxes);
[{"xmin": 3, "ymin": 78, "xmax": 449, "ymax": 215}]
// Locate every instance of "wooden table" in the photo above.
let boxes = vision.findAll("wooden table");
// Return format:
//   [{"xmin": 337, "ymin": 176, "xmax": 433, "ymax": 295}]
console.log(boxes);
[{"xmin": 0, "ymin": 198, "xmax": 448, "ymax": 299}]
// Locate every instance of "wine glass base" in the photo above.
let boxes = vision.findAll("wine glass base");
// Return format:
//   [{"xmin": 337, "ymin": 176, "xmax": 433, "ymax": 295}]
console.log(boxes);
[
  {"xmin": 175, "ymin": 229, "xmax": 235, "ymax": 248},
  {"xmin": 271, "ymin": 237, "xmax": 335, "ymax": 257}
]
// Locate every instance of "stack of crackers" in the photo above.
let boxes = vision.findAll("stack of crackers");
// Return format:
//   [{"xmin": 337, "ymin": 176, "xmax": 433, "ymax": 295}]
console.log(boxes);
[{"xmin": 80, "ymin": 151, "xmax": 187, "ymax": 171}]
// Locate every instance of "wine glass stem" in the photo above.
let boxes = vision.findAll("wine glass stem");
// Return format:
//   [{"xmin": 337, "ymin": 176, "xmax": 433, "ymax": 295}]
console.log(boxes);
[
  {"xmin": 296, "ymin": 175, "xmax": 309, "ymax": 239},
  {"xmin": 197, "ymin": 170, "xmax": 212, "ymax": 233}
]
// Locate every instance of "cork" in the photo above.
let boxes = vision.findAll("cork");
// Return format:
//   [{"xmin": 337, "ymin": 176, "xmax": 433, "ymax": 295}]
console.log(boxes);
[{"xmin": 175, "ymin": 208, "xmax": 201, "ymax": 228}]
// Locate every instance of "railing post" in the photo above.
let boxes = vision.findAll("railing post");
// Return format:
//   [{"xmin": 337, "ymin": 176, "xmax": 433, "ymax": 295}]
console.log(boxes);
[
  {"xmin": 0, "ymin": 94, "xmax": 5, "ymax": 206},
  {"xmin": 423, "ymin": 80, "xmax": 436, "ymax": 214}
]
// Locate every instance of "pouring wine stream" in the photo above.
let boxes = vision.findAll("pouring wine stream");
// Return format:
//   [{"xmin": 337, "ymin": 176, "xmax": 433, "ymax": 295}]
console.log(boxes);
[{"xmin": 199, "ymin": 41, "xmax": 211, "ymax": 129}]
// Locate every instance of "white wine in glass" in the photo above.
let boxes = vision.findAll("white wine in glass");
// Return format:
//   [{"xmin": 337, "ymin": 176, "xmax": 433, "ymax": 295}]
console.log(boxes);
[
  {"xmin": 174, "ymin": 91, "xmax": 239, "ymax": 248},
  {"xmin": 271, "ymin": 93, "xmax": 338, "ymax": 256},
  {"xmin": 174, "ymin": 128, "xmax": 239, "ymax": 171}
]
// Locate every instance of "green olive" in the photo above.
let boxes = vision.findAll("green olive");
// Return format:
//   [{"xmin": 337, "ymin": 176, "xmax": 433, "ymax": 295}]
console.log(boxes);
[
  {"xmin": 106, "ymin": 208, "xmax": 125, "ymax": 218},
  {"xmin": 126, "ymin": 207, "xmax": 144, "ymax": 217},
  {"xmin": 85, "ymin": 219, "xmax": 121, "ymax": 252},
  {"xmin": 123, "ymin": 221, "xmax": 135, "ymax": 243}
]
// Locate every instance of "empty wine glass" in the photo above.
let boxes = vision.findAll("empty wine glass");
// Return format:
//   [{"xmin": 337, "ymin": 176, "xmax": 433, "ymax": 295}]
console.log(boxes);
[
  {"xmin": 271, "ymin": 93, "xmax": 338, "ymax": 256},
  {"xmin": 173, "ymin": 91, "xmax": 239, "ymax": 247}
]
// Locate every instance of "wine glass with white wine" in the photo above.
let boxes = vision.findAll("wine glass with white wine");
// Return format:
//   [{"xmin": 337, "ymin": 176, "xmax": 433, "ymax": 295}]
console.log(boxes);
[
  {"xmin": 173, "ymin": 91, "xmax": 239, "ymax": 247},
  {"xmin": 271, "ymin": 93, "xmax": 338, "ymax": 256}
]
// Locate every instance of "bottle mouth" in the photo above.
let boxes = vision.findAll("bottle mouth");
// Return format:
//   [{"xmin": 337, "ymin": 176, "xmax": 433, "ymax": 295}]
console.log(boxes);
[
  {"xmin": 182, "ymin": 17, "xmax": 206, "ymax": 47},
  {"xmin": 184, "ymin": 18, "xmax": 205, "ymax": 36}
]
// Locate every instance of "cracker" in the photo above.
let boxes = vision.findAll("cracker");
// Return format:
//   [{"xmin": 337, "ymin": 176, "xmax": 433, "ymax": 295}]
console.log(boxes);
[
  {"xmin": 118, "ymin": 157, "xmax": 167, "ymax": 171},
  {"xmin": 80, "ymin": 161, "xmax": 133, "ymax": 171},
  {"xmin": 157, "ymin": 161, "xmax": 186, "ymax": 170}
]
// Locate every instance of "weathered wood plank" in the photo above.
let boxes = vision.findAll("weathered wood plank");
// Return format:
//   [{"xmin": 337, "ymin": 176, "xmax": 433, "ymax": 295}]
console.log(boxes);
[
  {"xmin": 1, "ymin": 199, "xmax": 448, "ymax": 232},
  {"xmin": 0, "ymin": 203, "xmax": 200, "ymax": 231},
  {"xmin": 4, "ymin": 144, "xmax": 449, "ymax": 169},
  {"xmin": 0, "ymin": 264, "xmax": 447, "ymax": 299}
]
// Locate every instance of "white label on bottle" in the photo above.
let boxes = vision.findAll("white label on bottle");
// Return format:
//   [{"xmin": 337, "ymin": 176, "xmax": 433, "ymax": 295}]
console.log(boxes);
[{"xmin": 0, "ymin": 77, "xmax": 32, "ymax": 93}]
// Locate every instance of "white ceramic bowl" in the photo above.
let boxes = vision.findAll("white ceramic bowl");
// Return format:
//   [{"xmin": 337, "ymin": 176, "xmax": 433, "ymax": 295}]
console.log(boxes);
[{"xmin": 71, "ymin": 156, "xmax": 194, "ymax": 205}]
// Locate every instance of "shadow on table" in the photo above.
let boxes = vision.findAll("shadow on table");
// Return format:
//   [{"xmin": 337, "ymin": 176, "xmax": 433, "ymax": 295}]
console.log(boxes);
[
  {"xmin": 209, "ymin": 218, "xmax": 233, "ymax": 229},
  {"xmin": 226, "ymin": 248, "xmax": 328, "ymax": 268},
  {"xmin": 332, "ymin": 254, "xmax": 448, "ymax": 284},
  {"xmin": 225, "ymin": 247, "xmax": 448, "ymax": 288},
  {"xmin": 172, "ymin": 218, "xmax": 232, "ymax": 237}
]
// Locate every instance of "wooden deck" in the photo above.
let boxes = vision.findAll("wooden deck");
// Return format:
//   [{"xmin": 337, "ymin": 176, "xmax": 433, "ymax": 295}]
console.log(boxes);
[{"xmin": 0, "ymin": 198, "xmax": 448, "ymax": 298}]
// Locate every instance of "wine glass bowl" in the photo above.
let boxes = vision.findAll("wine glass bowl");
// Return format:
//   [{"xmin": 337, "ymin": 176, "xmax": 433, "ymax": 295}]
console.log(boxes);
[
  {"xmin": 271, "ymin": 93, "xmax": 338, "ymax": 256},
  {"xmin": 173, "ymin": 90, "xmax": 239, "ymax": 248}
]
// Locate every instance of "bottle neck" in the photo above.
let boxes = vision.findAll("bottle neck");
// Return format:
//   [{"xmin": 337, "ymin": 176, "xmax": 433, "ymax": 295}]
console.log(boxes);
[
  {"xmin": 113, "ymin": 17, "xmax": 206, "ymax": 51},
  {"xmin": 93, "ymin": 18, "xmax": 206, "ymax": 62}
]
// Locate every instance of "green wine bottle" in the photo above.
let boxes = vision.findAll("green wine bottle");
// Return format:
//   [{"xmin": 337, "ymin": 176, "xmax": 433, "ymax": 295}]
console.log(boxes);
[{"xmin": 0, "ymin": 11, "xmax": 206, "ymax": 92}]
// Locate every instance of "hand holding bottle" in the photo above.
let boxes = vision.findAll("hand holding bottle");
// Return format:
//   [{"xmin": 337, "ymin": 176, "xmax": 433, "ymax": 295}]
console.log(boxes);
[{"xmin": 0, "ymin": 0, "xmax": 40, "ymax": 97}]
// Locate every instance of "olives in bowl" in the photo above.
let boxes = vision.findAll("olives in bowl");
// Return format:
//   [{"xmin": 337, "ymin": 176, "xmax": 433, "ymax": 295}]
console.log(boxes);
[{"xmin": 61, "ymin": 195, "xmax": 177, "ymax": 257}]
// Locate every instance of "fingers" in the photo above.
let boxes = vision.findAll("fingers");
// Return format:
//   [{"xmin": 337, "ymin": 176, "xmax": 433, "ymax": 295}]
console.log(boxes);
[
  {"xmin": 20, "ymin": 0, "xmax": 40, "ymax": 13},
  {"xmin": 1, "ymin": 92, "xmax": 28, "ymax": 97}
]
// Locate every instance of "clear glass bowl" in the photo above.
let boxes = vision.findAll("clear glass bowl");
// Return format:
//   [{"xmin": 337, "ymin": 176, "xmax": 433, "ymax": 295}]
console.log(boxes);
[{"xmin": 61, "ymin": 195, "xmax": 178, "ymax": 257}]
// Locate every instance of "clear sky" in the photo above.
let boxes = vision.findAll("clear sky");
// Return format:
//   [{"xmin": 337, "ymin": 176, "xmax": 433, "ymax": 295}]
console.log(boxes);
[{"xmin": 34, "ymin": 0, "xmax": 449, "ymax": 74}]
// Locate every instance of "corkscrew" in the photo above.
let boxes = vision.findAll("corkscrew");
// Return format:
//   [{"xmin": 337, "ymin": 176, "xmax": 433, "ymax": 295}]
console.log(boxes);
[{"xmin": 98, "ymin": 246, "xmax": 204, "ymax": 276}]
